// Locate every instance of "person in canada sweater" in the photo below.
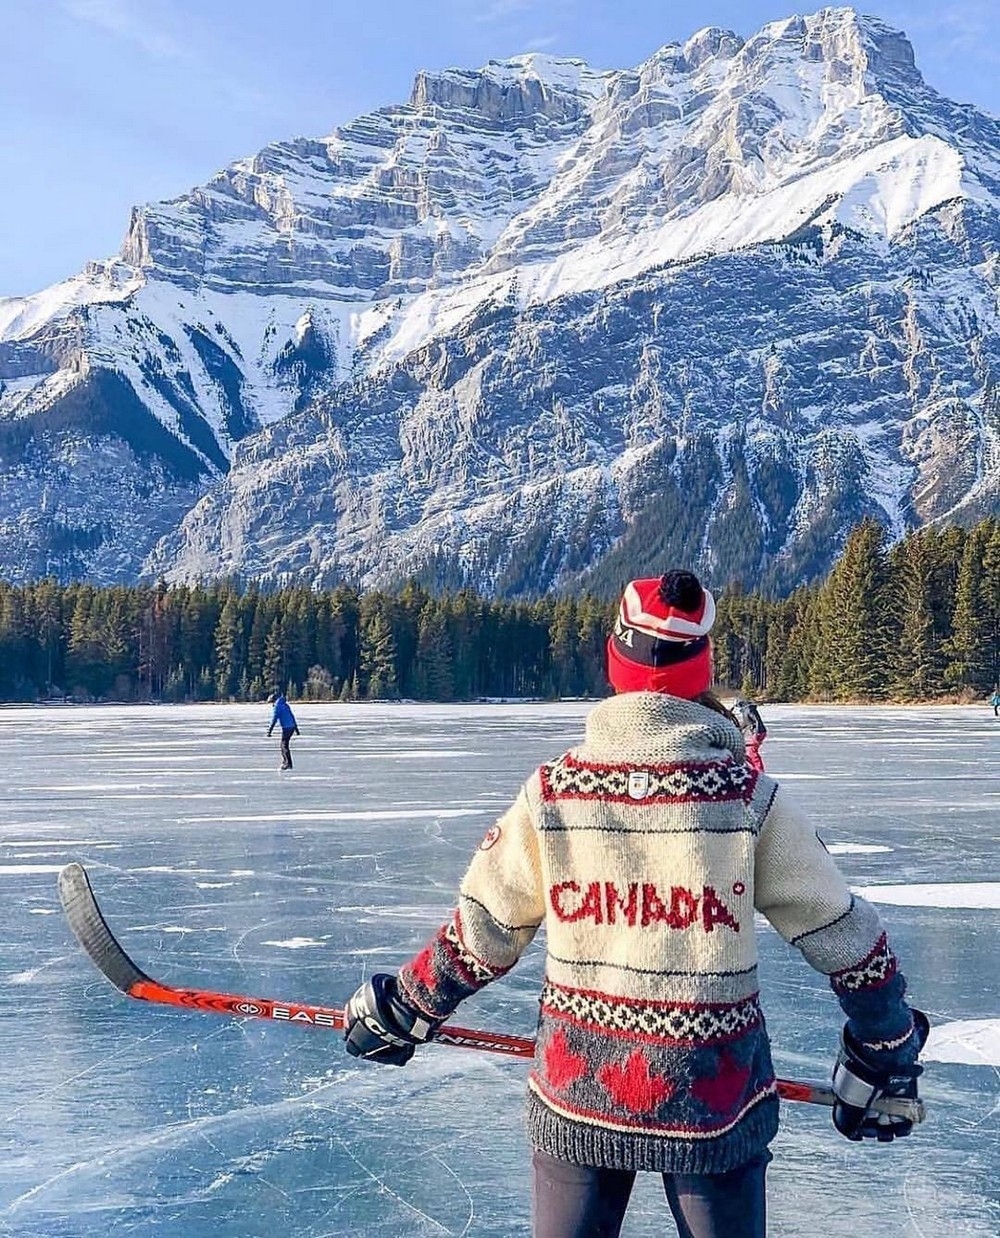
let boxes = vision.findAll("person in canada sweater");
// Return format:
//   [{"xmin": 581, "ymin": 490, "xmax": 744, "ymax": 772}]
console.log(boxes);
[{"xmin": 343, "ymin": 571, "xmax": 927, "ymax": 1238}]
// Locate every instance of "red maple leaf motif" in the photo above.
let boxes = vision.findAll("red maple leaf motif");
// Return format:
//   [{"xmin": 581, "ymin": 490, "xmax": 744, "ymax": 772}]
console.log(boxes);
[
  {"xmin": 597, "ymin": 1050, "xmax": 675, "ymax": 1114},
  {"xmin": 689, "ymin": 1051, "xmax": 752, "ymax": 1114},
  {"xmin": 543, "ymin": 1028, "xmax": 589, "ymax": 1090}
]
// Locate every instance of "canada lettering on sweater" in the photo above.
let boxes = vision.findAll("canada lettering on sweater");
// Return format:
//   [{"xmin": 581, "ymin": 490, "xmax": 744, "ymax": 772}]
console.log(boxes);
[{"xmin": 549, "ymin": 880, "xmax": 741, "ymax": 932}]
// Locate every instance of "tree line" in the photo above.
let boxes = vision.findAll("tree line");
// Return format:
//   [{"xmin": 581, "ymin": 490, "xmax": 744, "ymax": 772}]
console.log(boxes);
[{"xmin": 0, "ymin": 517, "xmax": 996, "ymax": 704}]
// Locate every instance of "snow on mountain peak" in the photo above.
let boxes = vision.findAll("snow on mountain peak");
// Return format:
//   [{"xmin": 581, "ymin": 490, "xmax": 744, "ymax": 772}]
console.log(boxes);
[
  {"xmin": 5, "ymin": 7, "xmax": 995, "ymax": 389},
  {"xmin": 479, "ymin": 52, "xmax": 610, "ymax": 96},
  {"xmin": 2, "ymin": 7, "xmax": 1000, "ymax": 588},
  {"xmin": 408, "ymin": 53, "xmax": 611, "ymax": 118}
]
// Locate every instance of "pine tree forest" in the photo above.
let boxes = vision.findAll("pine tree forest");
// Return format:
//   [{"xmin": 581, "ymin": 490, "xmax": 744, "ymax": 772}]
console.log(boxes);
[{"xmin": 1, "ymin": 518, "xmax": 997, "ymax": 705}]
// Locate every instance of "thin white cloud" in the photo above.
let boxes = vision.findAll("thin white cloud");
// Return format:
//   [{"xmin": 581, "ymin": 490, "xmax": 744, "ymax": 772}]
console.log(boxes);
[
  {"xmin": 60, "ymin": 0, "xmax": 282, "ymax": 118},
  {"xmin": 61, "ymin": 0, "xmax": 181, "ymax": 58},
  {"xmin": 882, "ymin": 0, "xmax": 1000, "ymax": 65},
  {"xmin": 476, "ymin": 0, "xmax": 572, "ymax": 25},
  {"xmin": 476, "ymin": 0, "xmax": 539, "ymax": 20},
  {"xmin": 524, "ymin": 34, "xmax": 561, "ymax": 50}
]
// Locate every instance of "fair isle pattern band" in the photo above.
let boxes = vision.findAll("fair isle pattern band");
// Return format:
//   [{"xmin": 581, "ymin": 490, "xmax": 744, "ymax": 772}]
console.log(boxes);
[
  {"xmin": 443, "ymin": 916, "xmax": 506, "ymax": 986},
  {"xmin": 830, "ymin": 932, "xmax": 897, "ymax": 993},
  {"xmin": 860, "ymin": 1021, "xmax": 916, "ymax": 1054},
  {"xmin": 540, "ymin": 755, "xmax": 756, "ymax": 804},
  {"xmin": 540, "ymin": 983, "xmax": 763, "ymax": 1044}
]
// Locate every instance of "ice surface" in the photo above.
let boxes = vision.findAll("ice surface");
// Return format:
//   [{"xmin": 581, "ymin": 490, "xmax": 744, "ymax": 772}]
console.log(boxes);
[{"xmin": 1, "ymin": 702, "xmax": 998, "ymax": 1236}]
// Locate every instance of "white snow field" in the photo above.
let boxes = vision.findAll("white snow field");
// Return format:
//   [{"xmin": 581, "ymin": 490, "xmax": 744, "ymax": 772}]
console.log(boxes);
[{"xmin": 0, "ymin": 702, "xmax": 997, "ymax": 1237}]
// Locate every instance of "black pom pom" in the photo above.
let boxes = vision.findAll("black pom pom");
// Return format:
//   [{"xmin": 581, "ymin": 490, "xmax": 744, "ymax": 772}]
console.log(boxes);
[{"xmin": 658, "ymin": 570, "xmax": 703, "ymax": 612}]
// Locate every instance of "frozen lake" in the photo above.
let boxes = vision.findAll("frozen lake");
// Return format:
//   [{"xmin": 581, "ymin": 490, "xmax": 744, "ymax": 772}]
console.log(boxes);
[{"xmin": 1, "ymin": 702, "xmax": 998, "ymax": 1237}]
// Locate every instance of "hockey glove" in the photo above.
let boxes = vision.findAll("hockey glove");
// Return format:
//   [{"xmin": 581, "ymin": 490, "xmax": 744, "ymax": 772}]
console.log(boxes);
[
  {"xmin": 832, "ymin": 1009, "xmax": 929, "ymax": 1142},
  {"xmin": 343, "ymin": 973, "xmax": 441, "ymax": 1066}
]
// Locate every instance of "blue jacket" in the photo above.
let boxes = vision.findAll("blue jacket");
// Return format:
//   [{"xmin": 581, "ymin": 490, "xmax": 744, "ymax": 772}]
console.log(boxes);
[{"xmin": 269, "ymin": 696, "xmax": 298, "ymax": 733}]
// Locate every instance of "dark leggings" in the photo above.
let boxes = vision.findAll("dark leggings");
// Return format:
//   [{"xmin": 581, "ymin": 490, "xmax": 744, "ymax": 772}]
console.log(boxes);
[{"xmin": 532, "ymin": 1149, "xmax": 769, "ymax": 1238}]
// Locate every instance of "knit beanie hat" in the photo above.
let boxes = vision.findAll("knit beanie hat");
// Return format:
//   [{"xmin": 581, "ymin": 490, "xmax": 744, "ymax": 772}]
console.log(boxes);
[{"xmin": 606, "ymin": 570, "xmax": 716, "ymax": 698}]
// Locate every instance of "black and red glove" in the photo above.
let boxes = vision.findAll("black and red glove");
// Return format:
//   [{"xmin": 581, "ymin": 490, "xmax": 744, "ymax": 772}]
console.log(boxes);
[{"xmin": 343, "ymin": 973, "xmax": 441, "ymax": 1067}]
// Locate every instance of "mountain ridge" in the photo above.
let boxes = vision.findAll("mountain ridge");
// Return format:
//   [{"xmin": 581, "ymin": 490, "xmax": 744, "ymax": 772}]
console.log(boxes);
[{"xmin": 1, "ymin": 5, "xmax": 998, "ymax": 592}]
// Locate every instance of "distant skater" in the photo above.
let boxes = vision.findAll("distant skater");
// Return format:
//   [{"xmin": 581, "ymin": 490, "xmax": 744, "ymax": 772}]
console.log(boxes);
[
  {"xmin": 267, "ymin": 691, "xmax": 300, "ymax": 769},
  {"xmin": 730, "ymin": 697, "xmax": 768, "ymax": 772},
  {"xmin": 990, "ymin": 688, "xmax": 1000, "ymax": 718}
]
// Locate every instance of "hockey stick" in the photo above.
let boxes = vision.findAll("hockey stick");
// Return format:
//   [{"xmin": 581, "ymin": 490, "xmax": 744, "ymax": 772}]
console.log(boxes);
[{"xmin": 57, "ymin": 863, "xmax": 924, "ymax": 1122}]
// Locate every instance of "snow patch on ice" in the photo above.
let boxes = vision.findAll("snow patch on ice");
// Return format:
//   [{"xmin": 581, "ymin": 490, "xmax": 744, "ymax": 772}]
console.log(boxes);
[
  {"xmin": 4, "ymin": 839, "xmax": 103, "ymax": 846},
  {"xmin": 827, "ymin": 843, "xmax": 892, "ymax": 854},
  {"xmin": 261, "ymin": 937, "xmax": 326, "ymax": 949},
  {"xmin": 134, "ymin": 866, "xmax": 215, "ymax": 875},
  {"xmin": 923, "ymin": 1019, "xmax": 1000, "ymax": 1067},
  {"xmin": 0, "ymin": 864, "xmax": 65, "ymax": 874},
  {"xmin": 853, "ymin": 882, "xmax": 1000, "ymax": 909},
  {"xmin": 181, "ymin": 808, "xmax": 488, "ymax": 823},
  {"xmin": 763, "ymin": 772, "xmax": 828, "ymax": 779}
]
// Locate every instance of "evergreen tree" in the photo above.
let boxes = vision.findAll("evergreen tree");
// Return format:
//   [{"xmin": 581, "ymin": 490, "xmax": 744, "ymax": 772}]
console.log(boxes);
[
  {"xmin": 814, "ymin": 519, "xmax": 893, "ymax": 700},
  {"xmin": 99, "ymin": 587, "xmax": 138, "ymax": 696},
  {"xmin": 30, "ymin": 578, "xmax": 64, "ymax": 693},
  {"xmin": 394, "ymin": 580, "xmax": 429, "ymax": 697},
  {"xmin": 282, "ymin": 587, "xmax": 316, "ymax": 690},
  {"xmin": 946, "ymin": 521, "xmax": 995, "ymax": 693},
  {"xmin": 982, "ymin": 520, "xmax": 1000, "ymax": 693},
  {"xmin": 246, "ymin": 595, "xmax": 271, "ymax": 689},
  {"xmin": 448, "ymin": 590, "xmax": 486, "ymax": 699},
  {"xmin": 213, "ymin": 591, "xmax": 243, "ymax": 699},
  {"xmin": 777, "ymin": 588, "xmax": 820, "ymax": 701},
  {"xmin": 179, "ymin": 586, "xmax": 217, "ymax": 698},
  {"xmin": 325, "ymin": 585, "xmax": 360, "ymax": 687},
  {"xmin": 889, "ymin": 532, "xmax": 944, "ymax": 699},
  {"xmin": 577, "ymin": 596, "xmax": 615, "ymax": 697},
  {"xmin": 262, "ymin": 617, "xmax": 286, "ymax": 692},
  {"xmin": 359, "ymin": 595, "xmax": 398, "ymax": 698},
  {"xmin": 0, "ymin": 585, "xmax": 32, "ymax": 698},
  {"xmin": 66, "ymin": 586, "xmax": 104, "ymax": 698},
  {"xmin": 548, "ymin": 598, "xmax": 580, "ymax": 697},
  {"xmin": 761, "ymin": 595, "xmax": 792, "ymax": 701},
  {"xmin": 412, "ymin": 602, "xmax": 454, "ymax": 700}
]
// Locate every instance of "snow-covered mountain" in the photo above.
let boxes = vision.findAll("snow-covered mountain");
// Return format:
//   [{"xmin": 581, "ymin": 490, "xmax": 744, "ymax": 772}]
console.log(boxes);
[{"xmin": 2, "ymin": 7, "xmax": 999, "ymax": 591}]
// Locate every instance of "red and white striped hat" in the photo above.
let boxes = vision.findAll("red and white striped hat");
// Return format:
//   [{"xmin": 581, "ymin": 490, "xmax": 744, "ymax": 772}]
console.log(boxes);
[{"xmin": 606, "ymin": 570, "xmax": 715, "ymax": 697}]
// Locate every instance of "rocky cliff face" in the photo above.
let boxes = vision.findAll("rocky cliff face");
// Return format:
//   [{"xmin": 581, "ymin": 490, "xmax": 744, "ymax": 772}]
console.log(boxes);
[{"xmin": 2, "ymin": 8, "xmax": 999, "ymax": 591}]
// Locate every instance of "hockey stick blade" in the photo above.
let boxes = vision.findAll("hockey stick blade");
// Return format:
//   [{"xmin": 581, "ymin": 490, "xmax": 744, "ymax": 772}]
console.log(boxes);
[{"xmin": 57, "ymin": 863, "xmax": 924, "ymax": 1124}]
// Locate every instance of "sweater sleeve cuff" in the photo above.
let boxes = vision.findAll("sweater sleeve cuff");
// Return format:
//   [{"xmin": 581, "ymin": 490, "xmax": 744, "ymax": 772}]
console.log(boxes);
[
  {"xmin": 830, "ymin": 935, "xmax": 919, "ymax": 1066},
  {"xmin": 398, "ymin": 909, "xmax": 513, "ymax": 1019}
]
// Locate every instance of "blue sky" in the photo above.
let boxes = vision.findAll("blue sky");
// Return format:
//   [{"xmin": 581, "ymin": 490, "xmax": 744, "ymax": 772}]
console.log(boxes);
[{"xmin": 2, "ymin": 0, "xmax": 998, "ymax": 297}]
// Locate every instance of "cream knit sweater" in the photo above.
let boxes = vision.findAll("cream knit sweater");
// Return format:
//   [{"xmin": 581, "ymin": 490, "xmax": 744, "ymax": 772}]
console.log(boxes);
[{"xmin": 399, "ymin": 692, "xmax": 917, "ymax": 1173}]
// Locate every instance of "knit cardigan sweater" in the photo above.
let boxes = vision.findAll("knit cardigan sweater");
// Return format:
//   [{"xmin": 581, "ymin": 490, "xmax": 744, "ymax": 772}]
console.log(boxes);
[{"xmin": 398, "ymin": 693, "xmax": 919, "ymax": 1174}]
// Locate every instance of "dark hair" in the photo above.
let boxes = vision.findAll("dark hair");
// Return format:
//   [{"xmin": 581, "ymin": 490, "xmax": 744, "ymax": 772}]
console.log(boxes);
[{"xmin": 695, "ymin": 690, "xmax": 739, "ymax": 729}]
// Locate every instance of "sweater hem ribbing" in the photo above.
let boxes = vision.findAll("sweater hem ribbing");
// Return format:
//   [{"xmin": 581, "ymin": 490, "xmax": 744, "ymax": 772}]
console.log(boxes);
[{"xmin": 525, "ymin": 1091, "xmax": 779, "ymax": 1174}]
